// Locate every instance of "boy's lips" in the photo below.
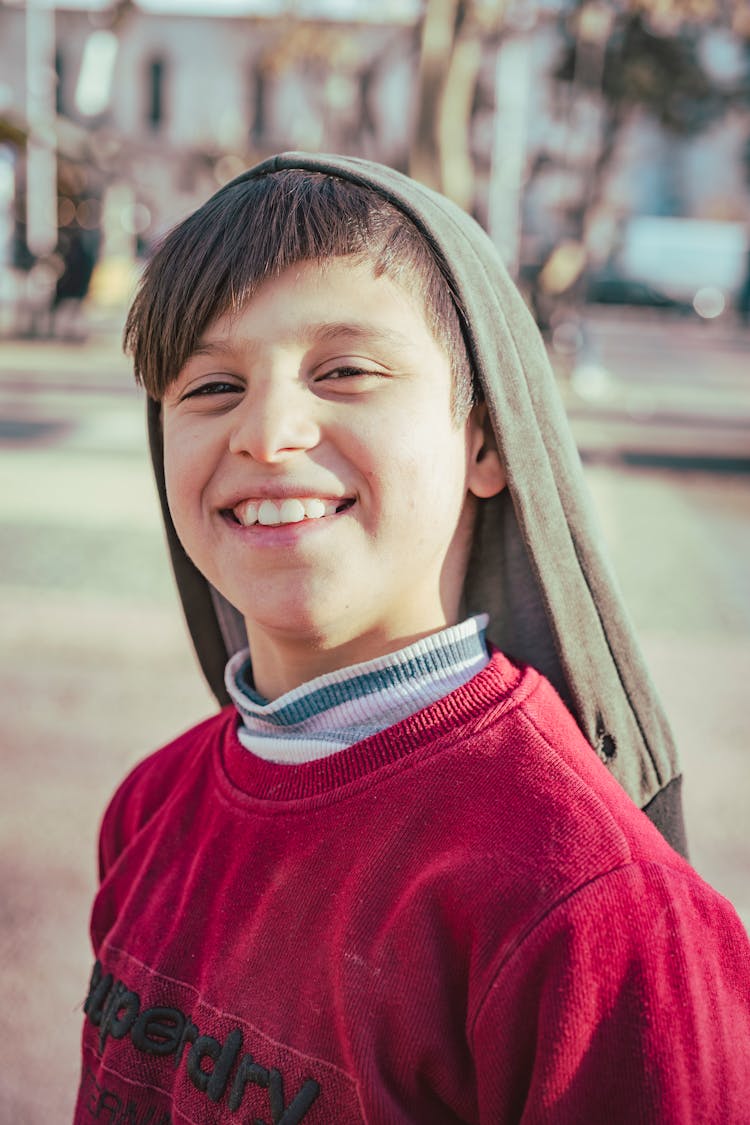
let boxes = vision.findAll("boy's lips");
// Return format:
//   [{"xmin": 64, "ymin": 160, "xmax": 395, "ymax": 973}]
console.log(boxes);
[{"xmin": 224, "ymin": 495, "xmax": 355, "ymax": 528}]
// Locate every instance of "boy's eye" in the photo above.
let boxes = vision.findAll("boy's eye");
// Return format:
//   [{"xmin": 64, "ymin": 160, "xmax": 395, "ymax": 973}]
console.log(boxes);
[
  {"xmin": 326, "ymin": 367, "xmax": 366, "ymax": 379},
  {"xmin": 181, "ymin": 380, "xmax": 241, "ymax": 400},
  {"xmin": 317, "ymin": 366, "xmax": 383, "ymax": 385}
]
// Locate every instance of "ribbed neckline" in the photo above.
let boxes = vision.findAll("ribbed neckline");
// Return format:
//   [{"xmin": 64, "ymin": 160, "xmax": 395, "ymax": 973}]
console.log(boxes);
[
  {"xmin": 225, "ymin": 614, "xmax": 489, "ymax": 764},
  {"xmin": 215, "ymin": 648, "xmax": 533, "ymax": 808}
]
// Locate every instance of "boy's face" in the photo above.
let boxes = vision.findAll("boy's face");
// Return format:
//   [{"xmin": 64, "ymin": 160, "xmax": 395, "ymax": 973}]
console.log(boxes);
[{"xmin": 162, "ymin": 257, "xmax": 504, "ymax": 697}]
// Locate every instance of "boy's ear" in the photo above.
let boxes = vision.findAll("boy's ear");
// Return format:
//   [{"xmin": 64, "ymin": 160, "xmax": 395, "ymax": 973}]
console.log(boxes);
[{"xmin": 467, "ymin": 402, "xmax": 506, "ymax": 499}]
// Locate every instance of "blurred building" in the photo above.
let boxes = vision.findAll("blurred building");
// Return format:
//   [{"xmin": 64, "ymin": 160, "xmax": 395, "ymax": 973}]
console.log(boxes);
[
  {"xmin": 0, "ymin": 1, "xmax": 419, "ymax": 254},
  {"xmin": 0, "ymin": 0, "xmax": 749, "ymax": 322}
]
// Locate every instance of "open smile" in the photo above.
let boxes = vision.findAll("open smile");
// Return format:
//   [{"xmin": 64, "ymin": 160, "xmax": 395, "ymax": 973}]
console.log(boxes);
[{"xmin": 225, "ymin": 497, "xmax": 355, "ymax": 528}]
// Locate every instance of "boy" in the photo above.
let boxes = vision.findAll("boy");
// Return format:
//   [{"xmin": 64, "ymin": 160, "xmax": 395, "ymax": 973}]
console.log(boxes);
[{"xmin": 76, "ymin": 153, "xmax": 750, "ymax": 1123}]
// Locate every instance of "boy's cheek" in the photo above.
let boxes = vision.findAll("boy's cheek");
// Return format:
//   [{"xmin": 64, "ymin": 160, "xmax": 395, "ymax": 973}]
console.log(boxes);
[
  {"xmin": 162, "ymin": 421, "xmax": 198, "ymax": 479},
  {"xmin": 162, "ymin": 445, "xmax": 195, "ymax": 523}
]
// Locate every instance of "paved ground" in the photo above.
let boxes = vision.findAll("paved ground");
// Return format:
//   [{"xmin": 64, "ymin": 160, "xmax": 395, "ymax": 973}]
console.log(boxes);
[{"xmin": 1, "ymin": 308, "xmax": 748, "ymax": 1121}]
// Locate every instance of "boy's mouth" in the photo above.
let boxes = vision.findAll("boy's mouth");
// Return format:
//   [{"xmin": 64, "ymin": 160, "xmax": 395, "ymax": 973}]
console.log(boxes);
[{"xmin": 228, "ymin": 497, "xmax": 354, "ymax": 527}]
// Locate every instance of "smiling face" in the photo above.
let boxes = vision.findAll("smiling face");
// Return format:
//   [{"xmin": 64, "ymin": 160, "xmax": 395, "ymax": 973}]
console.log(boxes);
[{"xmin": 162, "ymin": 257, "xmax": 504, "ymax": 698}]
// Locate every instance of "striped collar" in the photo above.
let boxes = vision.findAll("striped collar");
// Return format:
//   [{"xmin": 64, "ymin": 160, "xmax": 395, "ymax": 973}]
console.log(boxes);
[{"xmin": 226, "ymin": 614, "xmax": 490, "ymax": 765}]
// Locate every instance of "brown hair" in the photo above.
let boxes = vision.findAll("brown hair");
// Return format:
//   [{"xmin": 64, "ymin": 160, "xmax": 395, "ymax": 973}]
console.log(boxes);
[{"xmin": 124, "ymin": 169, "xmax": 476, "ymax": 420}]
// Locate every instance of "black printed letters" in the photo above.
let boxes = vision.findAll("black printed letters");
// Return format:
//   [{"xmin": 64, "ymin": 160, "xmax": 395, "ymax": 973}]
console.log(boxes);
[{"xmin": 84, "ymin": 961, "xmax": 321, "ymax": 1124}]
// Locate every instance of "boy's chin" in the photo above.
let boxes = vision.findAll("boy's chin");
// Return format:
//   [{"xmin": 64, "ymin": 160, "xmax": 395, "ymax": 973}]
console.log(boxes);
[{"xmin": 218, "ymin": 566, "xmax": 345, "ymax": 636}]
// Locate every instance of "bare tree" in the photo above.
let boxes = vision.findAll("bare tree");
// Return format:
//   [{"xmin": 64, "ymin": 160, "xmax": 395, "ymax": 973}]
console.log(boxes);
[{"xmin": 410, "ymin": 0, "xmax": 507, "ymax": 212}]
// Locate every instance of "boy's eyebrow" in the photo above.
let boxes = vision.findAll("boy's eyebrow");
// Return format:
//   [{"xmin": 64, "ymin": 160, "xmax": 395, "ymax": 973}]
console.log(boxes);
[
  {"xmin": 188, "ymin": 339, "xmax": 241, "ymax": 359},
  {"xmin": 309, "ymin": 321, "xmax": 415, "ymax": 350},
  {"xmin": 187, "ymin": 321, "xmax": 416, "ymax": 362}
]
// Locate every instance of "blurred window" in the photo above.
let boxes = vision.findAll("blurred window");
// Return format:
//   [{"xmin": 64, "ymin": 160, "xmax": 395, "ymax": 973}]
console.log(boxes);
[
  {"xmin": 55, "ymin": 49, "xmax": 65, "ymax": 116},
  {"xmin": 250, "ymin": 65, "xmax": 267, "ymax": 145},
  {"xmin": 146, "ymin": 57, "xmax": 167, "ymax": 131}
]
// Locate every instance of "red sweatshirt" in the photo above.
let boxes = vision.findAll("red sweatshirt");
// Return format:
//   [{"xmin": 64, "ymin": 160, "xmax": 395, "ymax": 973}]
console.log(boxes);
[{"xmin": 76, "ymin": 650, "xmax": 750, "ymax": 1124}]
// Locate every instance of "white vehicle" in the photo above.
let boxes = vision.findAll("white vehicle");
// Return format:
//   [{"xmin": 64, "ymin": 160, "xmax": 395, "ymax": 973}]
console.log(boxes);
[{"xmin": 619, "ymin": 216, "xmax": 748, "ymax": 319}]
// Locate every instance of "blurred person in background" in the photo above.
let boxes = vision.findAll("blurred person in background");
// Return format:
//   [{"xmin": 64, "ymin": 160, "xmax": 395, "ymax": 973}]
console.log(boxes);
[{"xmin": 51, "ymin": 220, "xmax": 101, "ymax": 341}]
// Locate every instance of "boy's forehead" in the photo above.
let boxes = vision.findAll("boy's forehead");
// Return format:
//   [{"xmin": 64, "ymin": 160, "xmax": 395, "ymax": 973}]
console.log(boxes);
[{"xmin": 193, "ymin": 257, "xmax": 433, "ymax": 351}]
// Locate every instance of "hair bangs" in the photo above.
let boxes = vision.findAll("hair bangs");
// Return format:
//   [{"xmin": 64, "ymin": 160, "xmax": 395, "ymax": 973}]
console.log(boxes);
[{"xmin": 125, "ymin": 168, "xmax": 476, "ymax": 419}]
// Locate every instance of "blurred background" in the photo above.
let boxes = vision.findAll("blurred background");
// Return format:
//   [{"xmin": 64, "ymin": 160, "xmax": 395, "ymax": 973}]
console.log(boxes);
[{"xmin": 1, "ymin": 0, "xmax": 749, "ymax": 1119}]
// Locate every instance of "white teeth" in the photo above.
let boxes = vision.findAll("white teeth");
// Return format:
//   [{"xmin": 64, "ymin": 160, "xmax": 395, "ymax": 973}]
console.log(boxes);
[
  {"xmin": 237, "ymin": 501, "xmax": 258, "ymax": 526},
  {"xmin": 258, "ymin": 500, "xmax": 281, "ymax": 526},
  {"xmin": 303, "ymin": 498, "xmax": 326, "ymax": 519},
  {"xmin": 233, "ymin": 497, "xmax": 346, "ymax": 527},
  {"xmin": 279, "ymin": 499, "xmax": 305, "ymax": 523}
]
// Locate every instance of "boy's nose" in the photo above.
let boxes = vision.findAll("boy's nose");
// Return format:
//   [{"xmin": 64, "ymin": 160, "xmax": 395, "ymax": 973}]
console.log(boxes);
[{"xmin": 227, "ymin": 384, "xmax": 320, "ymax": 463}]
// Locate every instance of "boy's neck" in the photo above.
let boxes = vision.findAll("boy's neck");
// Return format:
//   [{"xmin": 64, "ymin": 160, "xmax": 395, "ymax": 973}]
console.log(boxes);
[{"xmin": 246, "ymin": 621, "xmax": 464, "ymax": 701}]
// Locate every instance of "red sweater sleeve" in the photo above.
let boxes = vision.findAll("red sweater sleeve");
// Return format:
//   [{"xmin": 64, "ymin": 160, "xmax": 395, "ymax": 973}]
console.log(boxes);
[
  {"xmin": 472, "ymin": 860, "xmax": 750, "ymax": 1124},
  {"xmin": 96, "ymin": 712, "xmax": 228, "ymax": 885}
]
